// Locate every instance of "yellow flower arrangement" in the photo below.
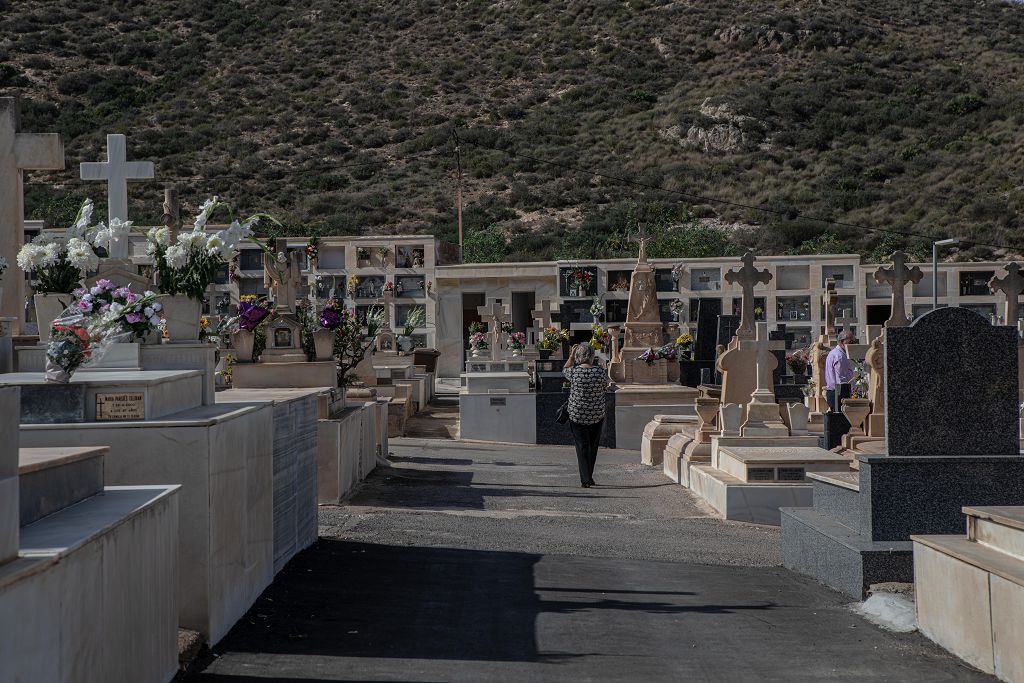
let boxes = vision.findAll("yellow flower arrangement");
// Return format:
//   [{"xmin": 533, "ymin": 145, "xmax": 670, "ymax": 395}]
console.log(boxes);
[{"xmin": 675, "ymin": 332, "xmax": 694, "ymax": 346}]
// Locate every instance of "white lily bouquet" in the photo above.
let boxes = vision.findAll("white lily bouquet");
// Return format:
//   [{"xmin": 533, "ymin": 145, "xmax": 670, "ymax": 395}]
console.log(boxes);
[
  {"xmin": 17, "ymin": 199, "xmax": 103, "ymax": 294},
  {"xmin": 146, "ymin": 197, "xmax": 280, "ymax": 301}
]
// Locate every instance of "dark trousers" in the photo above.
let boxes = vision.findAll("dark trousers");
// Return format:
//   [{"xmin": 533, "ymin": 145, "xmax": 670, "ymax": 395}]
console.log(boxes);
[{"xmin": 569, "ymin": 419, "xmax": 603, "ymax": 484}]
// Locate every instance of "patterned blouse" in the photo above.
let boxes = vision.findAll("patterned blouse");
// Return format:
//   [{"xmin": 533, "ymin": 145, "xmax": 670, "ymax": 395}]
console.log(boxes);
[{"xmin": 563, "ymin": 365, "xmax": 608, "ymax": 425}]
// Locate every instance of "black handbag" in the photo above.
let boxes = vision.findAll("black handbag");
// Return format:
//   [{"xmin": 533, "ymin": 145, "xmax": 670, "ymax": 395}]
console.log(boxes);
[{"xmin": 556, "ymin": 401, "xmax": 570, "ymax": 424}]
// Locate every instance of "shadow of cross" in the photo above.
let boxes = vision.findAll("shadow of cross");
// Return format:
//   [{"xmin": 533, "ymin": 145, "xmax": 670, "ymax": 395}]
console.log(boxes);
[
  {"xmin": 724, "ymin": 251, "xmax": 772, "ymax": 342},
  {"xmin": 989, "ymin": 262, "xmax": 1024, "ymax": 329},
  {"xmin": 874, "ymin": 251, "xmax": 923, "ymax": 328}
]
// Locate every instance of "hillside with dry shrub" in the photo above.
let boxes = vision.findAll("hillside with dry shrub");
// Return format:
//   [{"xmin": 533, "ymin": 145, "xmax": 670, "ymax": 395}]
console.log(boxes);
[{"xmin": 2, "ymin": 0, "xmax": 1023, "ymax": 261}]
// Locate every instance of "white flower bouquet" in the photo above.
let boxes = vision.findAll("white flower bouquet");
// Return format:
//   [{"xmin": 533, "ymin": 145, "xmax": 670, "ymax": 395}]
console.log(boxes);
[
  {"xmin": 146, "ymin": 197, "xmax": 281, "ymax": 301},
  {"xmin": 17, "ymin": 199, "xmax": 102, "ymax": 293}
]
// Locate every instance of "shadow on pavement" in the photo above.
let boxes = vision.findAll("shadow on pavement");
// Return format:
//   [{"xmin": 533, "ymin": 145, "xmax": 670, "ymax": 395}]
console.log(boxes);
[{"xmin": 186, "ymin": 539, "xmax": 777, "ymax": 679}]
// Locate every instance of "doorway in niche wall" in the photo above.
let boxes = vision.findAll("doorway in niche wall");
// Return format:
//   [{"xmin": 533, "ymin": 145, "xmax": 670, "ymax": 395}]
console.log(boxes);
[{"xmin": 462, "ymin": 292, "xmax": 486, "ymax": 355}]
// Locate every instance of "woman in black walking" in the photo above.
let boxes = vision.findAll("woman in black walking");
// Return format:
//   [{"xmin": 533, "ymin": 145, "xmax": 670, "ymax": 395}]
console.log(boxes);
[{"xmin": 563, "ymin": 343, "xmax": 608, "ymax": 487}]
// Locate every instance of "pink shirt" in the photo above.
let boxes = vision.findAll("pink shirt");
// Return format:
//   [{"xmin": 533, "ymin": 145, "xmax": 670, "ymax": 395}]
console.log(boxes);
[{"xmin": 825, "ymin": 345, "xmax": 854, "ymax": 390}]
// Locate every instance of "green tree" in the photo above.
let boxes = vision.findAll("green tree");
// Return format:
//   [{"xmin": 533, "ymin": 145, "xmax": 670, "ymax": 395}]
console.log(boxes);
[{"xmin": 462, "ymin": 224, "xmax": 508, "ymax": 263}]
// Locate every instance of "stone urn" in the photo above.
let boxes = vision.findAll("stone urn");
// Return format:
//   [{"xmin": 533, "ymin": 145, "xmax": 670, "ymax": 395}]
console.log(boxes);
[
  {"xmin": 231, "ymin": 330, "xmax": 256, "ymax": 363},
  {"xmin": 162, "ymin": 295, "xmax": 202, "ymax": 342},
  {"xmin": 510, "ymin": 347, "xmax": 523, "ymax": 357},
  {"xmin": 470, "ymin": 345, "xmax": 484, "ymax": 358},
  {"xmin": 841, "ymin": 397, "xmax": 871, "ymax": 435},
  {"xmin": 313, "ymin": 329, "xmax": 335, "ymax": 361},
  {"xmin": 34, "ymin": 292, "xmax": 73, "ymax": 344}
]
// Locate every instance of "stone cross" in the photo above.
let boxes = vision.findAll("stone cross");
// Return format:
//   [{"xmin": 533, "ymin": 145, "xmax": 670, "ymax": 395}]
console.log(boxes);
[
  {"xmin": 629, "ymin": 223, "xmax": 653, "ymax": 263},
  {"xmin": 835, "ymin": 308, "xmax": 855, "ymax": 333},
  {"xmin": 161, "ymin": 186, "xmax": 182, "ymax": 239},
  {"xmin": 738, "ymin": 321, "xmax": 787, "ymax": 395},
  {"xmin": 873, "ymin": 251, "xmax": 922, "ymax": 328},
  {"xmin": 477, "ymin": 299, "xmax": 509, "ymax": 361},
  {"xmin": 989, "ymin": 262, "xmax": 1024, "ymax": 328},
  {"xmin": 738, "ymin": 322, "xmax": 788, "ymax": 435},
  {"xmin": 80, "ymin": 133, "xmax": 154, "ymax": 258},
  {"xmin": 724, "ymin": 251, "xmax": 772, "ymax": 342},
  {"xmin": 0, "ymin": 98, "xmax": 64, "ymax": 331},
  {"xmin": 531, "ymin": 299, "xmax": 558, "ymax": 330}
]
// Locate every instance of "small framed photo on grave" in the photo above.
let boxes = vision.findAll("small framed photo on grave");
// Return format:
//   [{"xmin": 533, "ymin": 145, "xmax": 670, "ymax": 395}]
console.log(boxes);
[
  {"xmin": 789, "ymin": 311, "xmax": 798, "ymax": 321},
  {"xmin": 273, "ymin": 327, "xmax": 293, "ymax": 348}
]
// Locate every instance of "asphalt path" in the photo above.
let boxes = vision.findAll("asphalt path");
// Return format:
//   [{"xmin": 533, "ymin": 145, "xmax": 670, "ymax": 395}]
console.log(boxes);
[{"xmin": 185, "ymin": 437, "xmax": 991, "ymax": 682}]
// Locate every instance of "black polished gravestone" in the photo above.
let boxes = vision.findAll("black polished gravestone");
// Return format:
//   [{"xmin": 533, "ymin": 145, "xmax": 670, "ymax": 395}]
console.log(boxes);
[
  {"xmin": 783, "ymin": 307, "xmax": 1024, "ymax": 598},
  {"xmin": 679, "ymin": 299, "xmax": 721, "ymax": 387},
  {"xmin": 822, "ymin": 383, "xmax": 852, "ymax": 450},
  {"xmin": 770, "ymin": 324, "xmax": 797, "ymax": 386},
  {"xmin": 715, "ymin": 314, "xmax": 740, "ymax": 350}
]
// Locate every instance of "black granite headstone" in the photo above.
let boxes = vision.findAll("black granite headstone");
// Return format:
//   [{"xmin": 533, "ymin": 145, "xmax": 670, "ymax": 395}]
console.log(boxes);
[
  {"xmin": 715, "ymin": 314, "xmax": 740, "ymax": 350},
  {"xmin": 693, "ymin": 298, "xmax": 722, "ymax": 361},
  {"xmin": 769, "ymin": 324, "xmax": 796, "ymax": 349},
  {"xmin": 19, "ymin": 384, "xmax": 87, "ymax": 424},
  {"xmin": 886, "ymin": 307, "xmax": 1019, "ymax": 456}
]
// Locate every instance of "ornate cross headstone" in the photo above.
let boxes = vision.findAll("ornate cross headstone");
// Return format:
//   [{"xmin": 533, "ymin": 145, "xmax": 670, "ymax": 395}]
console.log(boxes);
[
  {"xmin": 873, "ymin": 251, "xmax": 923, "ymax": 328},
  {"xmin": 629, "ymin": 223, "xmax": 653, "ymax": 263},
  {"xmin": 0, "ymin": 98, "xmax": 64, "ymax": 331},
  {"xmin": 989, "ymin": 262, "xmax": 1024, "ymax": 330},
  {"xmin": 477, "ymin": 299, "xmax": 509, "ymax": 361},
  {"xmin": 737, "ymin": 322, "xmax": 788, "ymax": 435},
  {"xmin": 724, "ymin": 251, "xmax": 772, "ymax": 342},
  {"xmin": 835, "ymin": 308, "xmax": 855, "ymax": 333},
  {"xmin": 80, "ymin": 133, "xmax": 154, "ymax": 258}
]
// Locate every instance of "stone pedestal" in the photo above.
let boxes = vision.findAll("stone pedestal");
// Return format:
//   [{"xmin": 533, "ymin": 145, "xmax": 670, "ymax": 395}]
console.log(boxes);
[
  {"xmin": 232, "ymin": 361, "xmax": 337, "ymax": 389},
  {"xmin": 641, "ymin": 414, "xmax": 696, "ymax": 466},
  {"xmin": 612, "ymin": 384, "xmax": 699, "ymax": 450}
]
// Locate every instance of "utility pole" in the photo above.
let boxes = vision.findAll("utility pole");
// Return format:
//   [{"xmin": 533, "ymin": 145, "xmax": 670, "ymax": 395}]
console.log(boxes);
[{"xmin": 453, "ymin": 130, "xmax": 464, "ymax": 262}]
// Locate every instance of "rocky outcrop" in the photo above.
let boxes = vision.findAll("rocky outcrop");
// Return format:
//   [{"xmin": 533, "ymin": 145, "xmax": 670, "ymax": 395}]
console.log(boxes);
[{"xmin": 661, "ymin": 98, "xmax": 767, "ymax": 154}]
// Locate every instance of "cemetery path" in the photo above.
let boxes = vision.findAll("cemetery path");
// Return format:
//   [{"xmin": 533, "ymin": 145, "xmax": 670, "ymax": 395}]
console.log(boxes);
[{"xmin": 185, "ymin": 439, "xmax": 993, "ymax": 683}]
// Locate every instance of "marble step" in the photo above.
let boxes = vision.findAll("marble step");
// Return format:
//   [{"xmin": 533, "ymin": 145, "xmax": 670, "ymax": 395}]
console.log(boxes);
[
  {"xmin": 965, "ymin": 506, "xmax": 1024, "ymax": 562},
  {"xmin": 806, "ymin": 471, "xmax": 862, "ymax": 530},
  {"xmin": 911, "ymin": 533, "xmax": 1024, "ymax": 589},
  {"xmin": 18, "ymin": 447, "xmax": 106, "ymax": 526}
]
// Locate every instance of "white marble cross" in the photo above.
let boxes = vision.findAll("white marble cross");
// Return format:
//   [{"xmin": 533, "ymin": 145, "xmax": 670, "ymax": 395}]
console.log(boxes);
[
  {"xmin": 80, "ymin": 133, "xmax": 153, "ymax": 257},
  {"xmin": 477, "ymin": 299, "xmax": 509, "ymax": 361},
  {"xmin": 724, "ymin": 251, "xmax": 772, "ymax": 341},
  {"xmin": 531, "ymin": 299, "xmax": 558, "ymax": 329},
  {"xmin": 0, "ymin": 98, "xmax": 64, "ymax": 330},
  {"xmin": 989, "ymin": 262, "xmax": 1024, "ymax": 327},
  {"xmin": 874, "ymin": 251, "xmax": 922, "ymax": 328}
]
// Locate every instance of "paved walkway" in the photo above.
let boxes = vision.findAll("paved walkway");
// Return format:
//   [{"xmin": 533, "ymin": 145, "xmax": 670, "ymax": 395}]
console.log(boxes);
[{"xmin": 186, "ymin": 438, "xmax": 991, "ymax": 682}]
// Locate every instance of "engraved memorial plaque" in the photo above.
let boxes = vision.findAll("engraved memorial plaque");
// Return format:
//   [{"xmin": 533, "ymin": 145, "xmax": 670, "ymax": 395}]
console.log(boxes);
[{"xmin": 95, "ymin": 392, "xmax": 145, "ymax": 421}]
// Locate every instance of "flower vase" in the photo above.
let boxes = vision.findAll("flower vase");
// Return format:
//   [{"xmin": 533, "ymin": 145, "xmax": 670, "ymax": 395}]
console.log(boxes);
[
  {"xmin": 841, "ymin": 398, "xmax": 871, "ymax": 436},
  {"xmin": 34, "ymin": 293, "xmax": 73, "ymax": 344},
  {"xmin": 397, "ymin": 335, "xmax": 415, "ymax": 354},
  {"xmin": 313, "ymin": 329, "xmax": 335, "ymax": 361},
  {"xmin": 140, "ymin": 329, "xmax": 162, "ymax": 345},
  {"xmin": 511, "ymin": 347, "xmax": 523, "ymax": 357},
  {"xmin": 470, "ymin": 346, "xmax": 483, "ymax": 358},
  {"xmin": 162, "ymin": 295, "xmax": 202, "ymax": 342},
  {"xmin": 538, "ymin": 349, "xmax": 553, "ymax": 360},
  {"xmin": 231, "ymin": 330, "xmax": 256, "ymax": 363}
]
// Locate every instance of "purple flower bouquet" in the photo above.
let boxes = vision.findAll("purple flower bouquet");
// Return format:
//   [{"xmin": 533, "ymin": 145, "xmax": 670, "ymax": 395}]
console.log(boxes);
[{"xmin": 239, "ymin": 299, "xmax": 271, "ymax": 331}]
